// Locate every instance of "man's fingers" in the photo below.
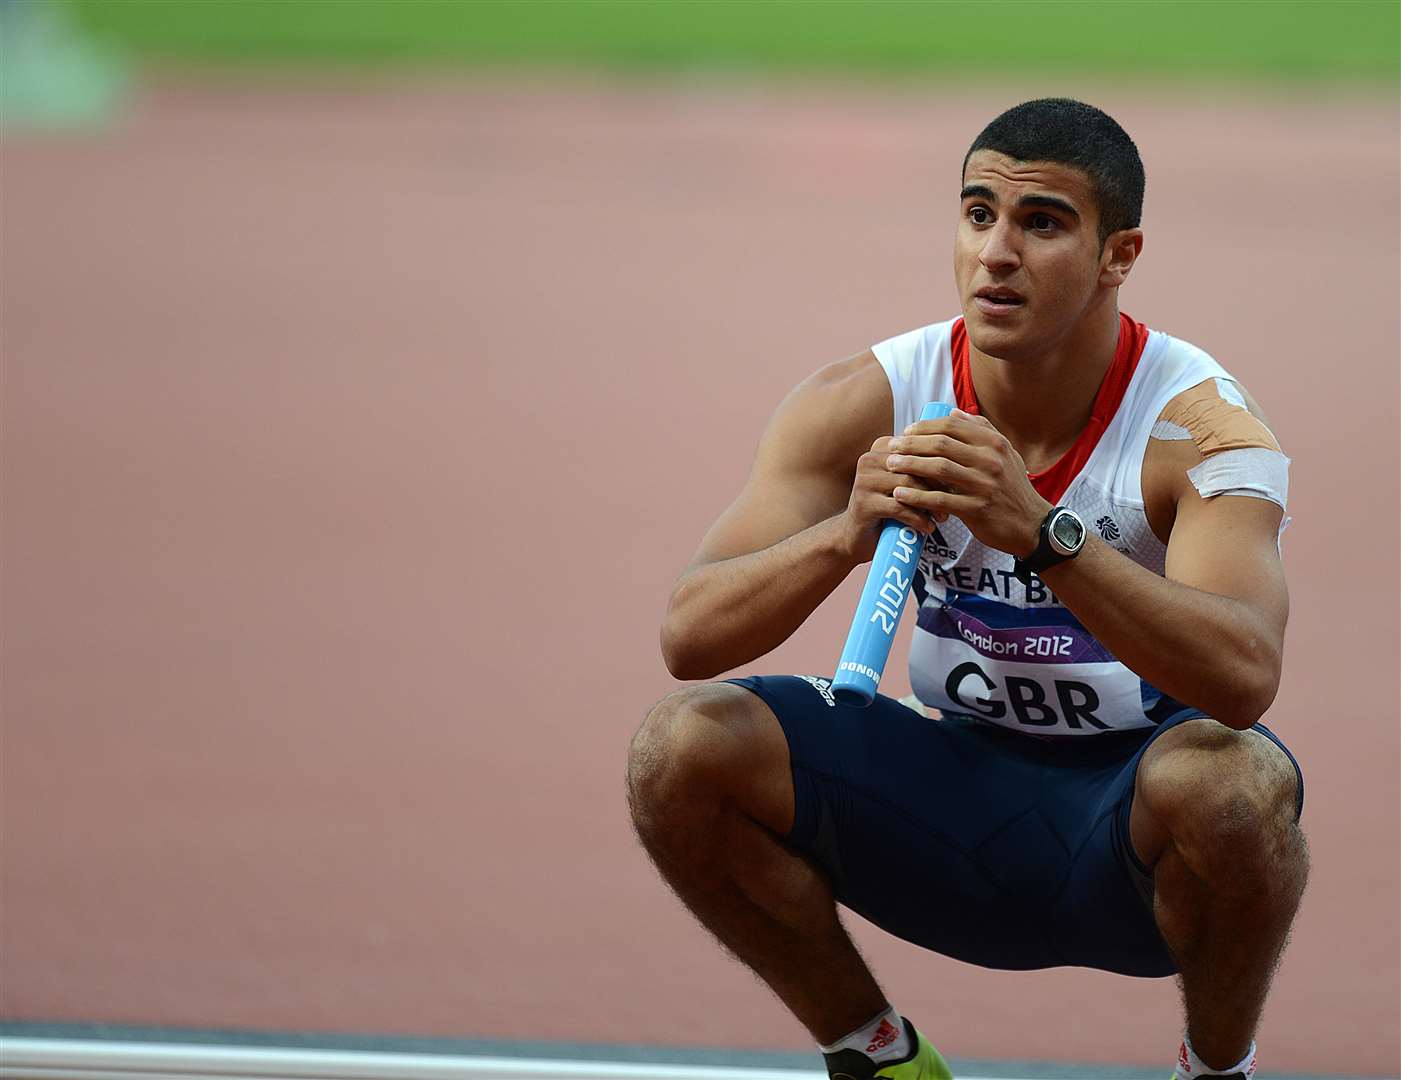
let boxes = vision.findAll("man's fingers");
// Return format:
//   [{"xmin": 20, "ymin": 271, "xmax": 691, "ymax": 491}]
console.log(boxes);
[
  {"xmin": 886, "ymin": 432, "xmax": 985, "ymax": 465},
  {"xmin": 870, "ymin": 496, "xmax": 934, "ymax": 534},
  {"xmin": 953, "ymin": 408, "xmax": 995, "ymax": 427},
  {"xmin": 900, "ymin": 413, "xmax": 1000, "ymax": 447},
  {"xmin": 893, "ymin": 486, "xmax": 979, "ymax": 518},
  {"xmin": 885, "ymin": 453, "xmax": 983, "ymax": 490}
]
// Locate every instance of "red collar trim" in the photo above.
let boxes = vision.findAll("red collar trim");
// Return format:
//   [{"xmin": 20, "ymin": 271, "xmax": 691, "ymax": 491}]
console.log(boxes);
[{"xmin": 950, "ymin": 312, "xmax": 1150, "ymax": 503}]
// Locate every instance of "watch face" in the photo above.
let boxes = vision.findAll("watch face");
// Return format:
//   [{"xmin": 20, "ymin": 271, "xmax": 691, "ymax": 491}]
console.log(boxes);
[{"xmin": 1048, "ymin": 510, "xmax": 1086, "ymax": 555}]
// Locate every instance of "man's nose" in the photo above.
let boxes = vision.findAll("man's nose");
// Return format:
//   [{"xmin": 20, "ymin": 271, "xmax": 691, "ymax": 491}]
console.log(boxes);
[{"xmin": 979, "ymin": 221, "xmax": 1021, "ymax": 274}]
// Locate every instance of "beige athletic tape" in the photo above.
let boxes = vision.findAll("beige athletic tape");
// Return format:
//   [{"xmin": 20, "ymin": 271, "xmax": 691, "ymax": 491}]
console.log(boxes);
[
  {"xmin": 1155, "ymin": 377, "xmax": 1290, "ymax": 512},
  {"xmin": 1157, "ymin": 378, "xmax": 1281, "ymax": 457}
]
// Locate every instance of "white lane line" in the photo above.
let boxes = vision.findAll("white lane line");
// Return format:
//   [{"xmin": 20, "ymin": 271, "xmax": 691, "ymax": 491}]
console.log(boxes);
[{"xmin": 0, "ymin": 1038, "xmax": 1040, "ymax": 1080}]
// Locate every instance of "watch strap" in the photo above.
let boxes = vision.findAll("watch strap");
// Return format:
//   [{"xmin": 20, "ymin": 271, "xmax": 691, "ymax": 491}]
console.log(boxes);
[{"xmin": 1013, "ymin": 507, "xmax": 1082, "ymax": 584}]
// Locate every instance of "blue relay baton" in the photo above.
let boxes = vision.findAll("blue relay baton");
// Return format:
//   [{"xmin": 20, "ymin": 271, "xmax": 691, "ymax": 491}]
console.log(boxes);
[{"xmin": 831, "ymin": 401, "xmax": 953, "ymax": 707}]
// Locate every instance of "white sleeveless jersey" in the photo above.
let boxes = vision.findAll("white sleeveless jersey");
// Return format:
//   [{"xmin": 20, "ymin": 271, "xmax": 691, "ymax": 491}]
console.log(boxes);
[{"xmin": 872, "ymin": 315, "xmax": 1257, "ymax": 736}]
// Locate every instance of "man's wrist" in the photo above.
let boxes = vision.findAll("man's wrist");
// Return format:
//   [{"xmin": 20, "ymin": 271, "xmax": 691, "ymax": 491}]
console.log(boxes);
[
  {"xmin": 1012, "ymin": 503, "xmax": 1091, "ymax": 585},
  {"xmin": 820, "ymin": 511, "xmax": 867, "ymax": 568},
  {"xmin": 1014, "ymin": 501, "xmax": 1053, "ymax": 559}
]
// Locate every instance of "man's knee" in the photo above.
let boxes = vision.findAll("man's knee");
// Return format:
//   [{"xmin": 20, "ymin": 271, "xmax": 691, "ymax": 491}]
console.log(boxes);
[
  {"xmin": 627, "ymin": 683, "xmax": 793, "ymax": 834},
  {"xmin": 1137, "ymin": 719, "xmax": 1303, "ymax": 890}
]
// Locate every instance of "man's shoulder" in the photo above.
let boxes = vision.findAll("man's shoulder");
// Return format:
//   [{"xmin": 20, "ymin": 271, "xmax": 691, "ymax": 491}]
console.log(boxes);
[
  {"xmin": 871, "ymin": 316, "xmax": 961, "ymax": 374},
  {"xmin": 769, "ymin": 350, "xmax": 892, "ymax": 468},
  {"xmin": 1135, "ymin": 325, "xmax": 1288, "ymax": 530},
  {"xmin": 1132, "ymin": 325, "xmax": 1253, "ymax": 422},
  {"xmin": 1137, "ymin": 326, "xmax": 1271, "ymax": 425}
]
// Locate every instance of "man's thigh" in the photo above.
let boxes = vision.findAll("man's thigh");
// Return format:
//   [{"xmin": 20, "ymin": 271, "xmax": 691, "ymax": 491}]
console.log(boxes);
[{"xmin": 726, "ymin": 674, "xmax": 1177, "ymax": 976}]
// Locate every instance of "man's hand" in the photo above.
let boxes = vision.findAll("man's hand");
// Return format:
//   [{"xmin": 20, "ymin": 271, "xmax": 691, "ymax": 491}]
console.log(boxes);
[
  {"xmin": 884, "ymin": 409, "xmax": 1052, "ymax": 557},
  {"xmin": 837, "ymin": 435, "xmax": 938, "ymax": 563}
]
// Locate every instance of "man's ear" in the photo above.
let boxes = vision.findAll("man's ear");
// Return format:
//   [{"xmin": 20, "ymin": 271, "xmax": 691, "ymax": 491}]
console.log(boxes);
[{"xmin": 1099, "ymin": 228, "xmax": 1144, "ymax": 287}]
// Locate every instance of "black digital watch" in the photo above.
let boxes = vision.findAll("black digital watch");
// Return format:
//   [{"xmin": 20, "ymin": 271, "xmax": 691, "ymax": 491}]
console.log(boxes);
[{"xmin": 1013, "ymin": 506, "xmax": 1087, "ymax": 585}]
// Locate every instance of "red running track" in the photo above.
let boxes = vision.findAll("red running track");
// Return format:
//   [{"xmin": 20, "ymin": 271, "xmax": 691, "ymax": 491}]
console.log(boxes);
[{"xmin": 2, "ymin": 78, "xmax": 1398, "ymax": 1075}]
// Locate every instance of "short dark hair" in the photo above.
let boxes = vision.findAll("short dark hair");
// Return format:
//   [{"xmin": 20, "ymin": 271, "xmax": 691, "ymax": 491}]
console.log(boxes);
[{"xmin": 963, "ymin": 98, "xmax": 1144, "ymax": 245}]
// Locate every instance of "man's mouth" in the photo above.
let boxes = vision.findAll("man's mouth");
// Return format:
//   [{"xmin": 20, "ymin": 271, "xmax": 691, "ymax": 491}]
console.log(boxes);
[
  {"xmin": 974, "ymin": 286, "xmax": 1026, "ymax": 307},
  {"xmin": 972, "ymin": 286, "xmax": 1027, "ymax": 318}
]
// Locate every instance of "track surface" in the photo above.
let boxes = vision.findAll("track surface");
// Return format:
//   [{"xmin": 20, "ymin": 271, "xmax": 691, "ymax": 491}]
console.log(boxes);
[{"xmin": 3, "ymin": 78, "xmax": 1398, "ymax": 1074}]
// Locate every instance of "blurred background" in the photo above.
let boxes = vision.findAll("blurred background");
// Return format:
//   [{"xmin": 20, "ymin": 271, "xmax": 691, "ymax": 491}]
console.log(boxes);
[{"xmin": 3, "ymin": 2, "xmax": 1398, "ymax": 1078}]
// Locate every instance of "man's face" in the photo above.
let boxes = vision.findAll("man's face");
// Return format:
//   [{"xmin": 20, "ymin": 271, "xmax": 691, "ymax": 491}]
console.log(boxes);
[{"xmin": 954, "ymin": 150, "xmax": 1108, "ymax": 361}]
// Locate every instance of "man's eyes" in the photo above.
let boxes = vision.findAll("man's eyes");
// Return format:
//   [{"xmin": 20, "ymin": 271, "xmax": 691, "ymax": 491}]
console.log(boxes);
[{"xmin": 965, "ymin": 206, "xmax": 1061, "ymax": 232}]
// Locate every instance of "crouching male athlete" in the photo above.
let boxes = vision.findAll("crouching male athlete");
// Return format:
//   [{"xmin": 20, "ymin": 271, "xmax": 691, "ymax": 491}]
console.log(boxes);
[{"xmin": 627, "ymin": 99, "xmax": 1308, "ymax": 1080}]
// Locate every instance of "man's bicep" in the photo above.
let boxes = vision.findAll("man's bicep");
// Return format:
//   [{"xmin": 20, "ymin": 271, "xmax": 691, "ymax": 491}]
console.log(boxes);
[{"xmin": 1164, "ymin": 491, "xmax": 1289, "ymax": 628}]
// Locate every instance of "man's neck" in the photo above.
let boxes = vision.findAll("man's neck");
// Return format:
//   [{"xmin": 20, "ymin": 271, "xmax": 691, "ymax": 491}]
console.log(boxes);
[{"xmin": 969, "ymin": 296, "xmax": 1122, "ymax": 474}]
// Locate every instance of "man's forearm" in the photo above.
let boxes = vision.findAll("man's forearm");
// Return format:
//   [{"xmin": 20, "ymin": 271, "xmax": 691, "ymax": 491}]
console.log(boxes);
[
  {"xmin": 1041, "ymin": 538, "xmax": 1282, "ymax": 728},
  {"xmin": 661, "ymin": 514, "xmax": 860, "ymax": 680}
]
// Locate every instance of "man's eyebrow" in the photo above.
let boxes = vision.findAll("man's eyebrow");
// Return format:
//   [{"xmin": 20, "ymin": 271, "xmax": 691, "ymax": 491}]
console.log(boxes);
[
  {"xmin": 959, "ymin": 186, "xmax": 1081, "ymax": 221},
  {"xmin": 1019, "ymin": 194, "xmax": 1080, "ymax": 220}
]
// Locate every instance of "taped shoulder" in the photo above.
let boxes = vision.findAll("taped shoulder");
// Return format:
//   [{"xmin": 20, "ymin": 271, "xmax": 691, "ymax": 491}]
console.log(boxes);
[
  {"xmin": 1152, "ymin": 377, "xmax": 1290, "ymax": 515},
  {"xmin": 1153, "ymin": 377, "xmax": 1281, "ymax": 456}
]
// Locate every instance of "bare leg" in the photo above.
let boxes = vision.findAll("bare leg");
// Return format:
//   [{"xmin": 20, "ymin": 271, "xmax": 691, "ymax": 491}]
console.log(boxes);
[
  {"xmin": 1131, "ymin": 719, "xmax": 1309, "ymax": 1070},
  {"xmin": 627, "ymin": 683, "xmax": 887, "ymax": 1041}
]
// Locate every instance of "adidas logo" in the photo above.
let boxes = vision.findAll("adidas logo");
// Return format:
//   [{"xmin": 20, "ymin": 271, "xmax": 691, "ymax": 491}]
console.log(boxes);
[
  {"xmin": 927, "ymin": 523, "xmax": 957, "ymax": 562},
  {"xmin": 1174, "ymin": 1040, "xmax": 1253, "ymax": 1079},
  {"xmin": 798, "ymin": 675, "xmax": 836, "ymax": 708},
  {"xmin": 865, "ymin": 1018, "xmax": 901, "ymax": 1055}
]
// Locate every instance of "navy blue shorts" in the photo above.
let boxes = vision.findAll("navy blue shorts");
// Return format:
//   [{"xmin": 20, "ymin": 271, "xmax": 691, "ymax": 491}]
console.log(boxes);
[{"xmin": 726, "ymin": 675, "xmax": 1303, "ymax": 978}]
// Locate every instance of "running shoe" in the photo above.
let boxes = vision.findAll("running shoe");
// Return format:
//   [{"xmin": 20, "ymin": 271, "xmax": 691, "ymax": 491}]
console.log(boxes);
[{"xmin": 822, "ymin": 1018, "xmax": 954, "ymax": 1080}]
